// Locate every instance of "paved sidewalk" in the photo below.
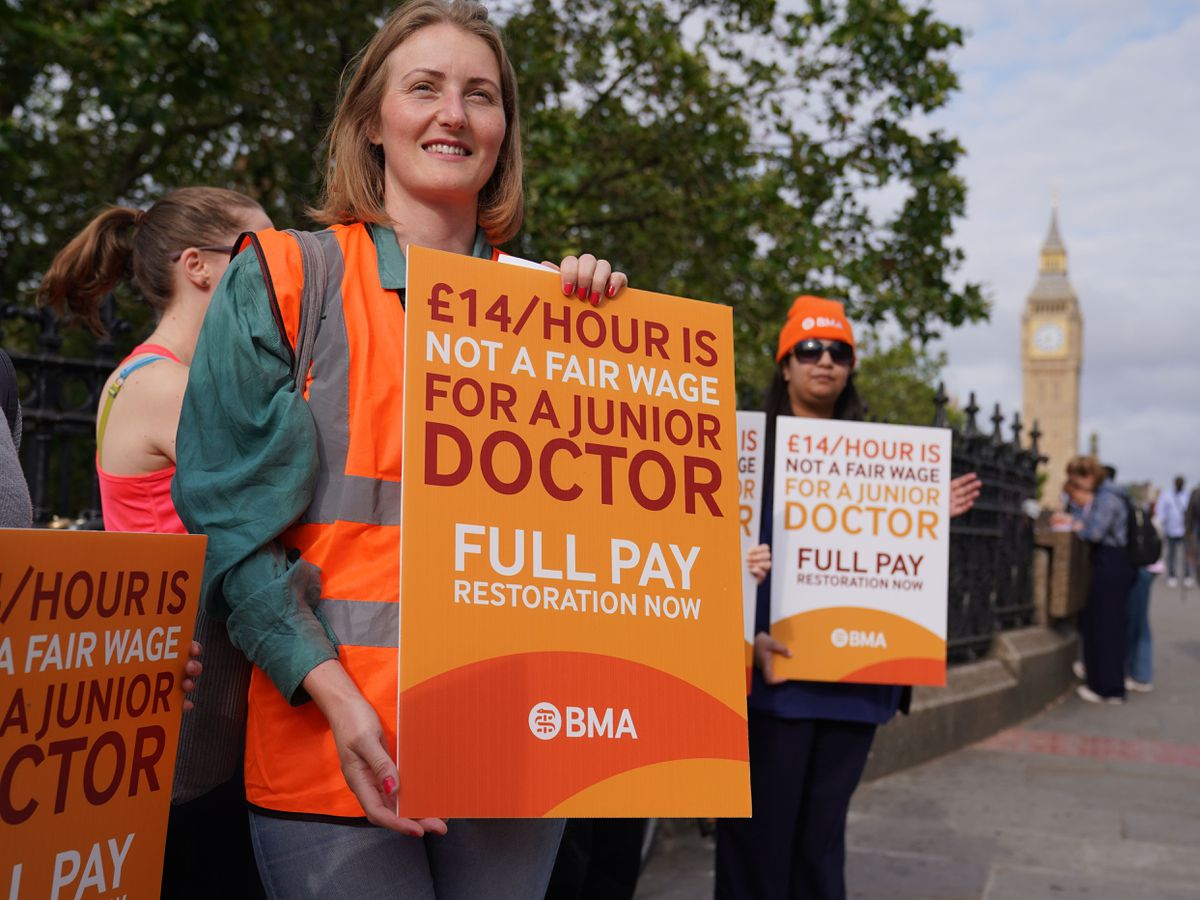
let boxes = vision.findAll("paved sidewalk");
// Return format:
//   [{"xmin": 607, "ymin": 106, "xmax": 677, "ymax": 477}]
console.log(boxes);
[{"xmin": 635, "ymin": 579, "xmax": 1200, "ymax": 899}]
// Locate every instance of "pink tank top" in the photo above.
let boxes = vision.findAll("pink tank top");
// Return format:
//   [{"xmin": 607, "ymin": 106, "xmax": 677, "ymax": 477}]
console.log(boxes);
[{"xmin": 97, "ymin": 343, "xmax": 187, "ymax": 534}]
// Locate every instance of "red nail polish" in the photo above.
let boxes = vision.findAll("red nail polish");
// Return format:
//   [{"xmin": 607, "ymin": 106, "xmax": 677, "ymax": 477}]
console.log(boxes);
[
  {"xmin": 577, "ymin": 284, "xmax": 587, "ymax": 300},
  {"xmin": 590, "ymin": 290, "xmax": 600, "ymax": 305},
  {"xmin": 383, "ymin": 776, "xmax": 396, "ymax": 795},
  {"xmin": 606, "ymin": 284, "xmax": 616, "ymax": 298},
  {"xmin": 563, "ymin": 282, "xmax": 573, "ymax": 296}
]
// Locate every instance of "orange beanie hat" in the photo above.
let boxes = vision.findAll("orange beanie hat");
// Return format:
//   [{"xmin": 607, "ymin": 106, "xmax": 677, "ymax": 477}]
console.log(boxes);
[{"xmin": 775, "ymin": 295, "xmax": 855, "ymax": 362}]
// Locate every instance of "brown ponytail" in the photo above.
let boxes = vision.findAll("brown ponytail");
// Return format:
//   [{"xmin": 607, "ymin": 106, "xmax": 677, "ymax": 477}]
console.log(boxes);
[
  {"xmin": 38, "ymin": 206, "xmax": 140, "ymax": 336},
  {"xmin": 38, "ymin": 187, "xmax": 264, "ymax": 336}
]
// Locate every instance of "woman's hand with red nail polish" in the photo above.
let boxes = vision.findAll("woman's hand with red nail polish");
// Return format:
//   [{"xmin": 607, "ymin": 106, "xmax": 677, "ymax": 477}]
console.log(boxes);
[
  {"xmin": 304, "ymin": 660, "xmax": 448, "ymax": 836},
  {"xmin": 557, "ymin": 255, "xmax": 579, "ymax": 298},
  {"xmin": 555, "ymin": 253, "xmax": 627, "ymax": 303}
]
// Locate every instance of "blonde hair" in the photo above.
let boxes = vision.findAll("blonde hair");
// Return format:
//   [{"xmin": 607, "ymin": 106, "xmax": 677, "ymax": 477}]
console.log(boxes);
[
  {"xmin": 37, "ymin": 187, "xmax": 263, "ymax": 336},
  {"xmin": 311, "ymin": 0, "xmax": 524, "ymax": 244}
]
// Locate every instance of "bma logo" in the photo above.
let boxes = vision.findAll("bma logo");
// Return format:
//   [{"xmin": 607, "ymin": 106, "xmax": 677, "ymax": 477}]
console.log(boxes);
[
  {"xmin": 830, "ymin": 627, "xmax": 888, "ymax": 649},
  {"xmin": 528, "ymin": 702, "xmax": 639, "ymax": 740},
  {"xmin": 528, "ymin": 702, "xmax": 562, "ymax": 740},
  {"xmin": 801, "ymin": 315, "xmax": 845, "ymax": 332}
]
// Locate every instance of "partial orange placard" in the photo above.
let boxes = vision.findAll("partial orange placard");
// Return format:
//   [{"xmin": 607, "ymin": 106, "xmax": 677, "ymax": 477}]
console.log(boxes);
[
  {"xmin": 400, "ymin": 246, "xmax": 749, "ymax": 817},
  {"xmin": 0, "ymin": 529, "xmax": 204, "ymax": 900},
  {"xmin": 768, "ymin": 418, "xmax": 950, "ymax": 686},
  {"xmin": 736, "ymin": 411, "xmax": 766, "ymax": 690}
]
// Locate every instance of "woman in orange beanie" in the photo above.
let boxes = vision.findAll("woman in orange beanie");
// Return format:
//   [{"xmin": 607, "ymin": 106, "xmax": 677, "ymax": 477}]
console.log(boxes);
[{"xmin": 715, "ymin": 295, "xmax": 981, "ymax": 900}]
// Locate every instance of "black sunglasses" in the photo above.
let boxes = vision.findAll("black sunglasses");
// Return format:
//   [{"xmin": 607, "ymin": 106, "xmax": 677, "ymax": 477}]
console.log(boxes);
[
  {"xmin": 790, "ymin": 338, "xmax": 854, "ymax": 366},
  {"xmin": 168, "ymin": 244, "xmax": 235, "ymax": 262}
]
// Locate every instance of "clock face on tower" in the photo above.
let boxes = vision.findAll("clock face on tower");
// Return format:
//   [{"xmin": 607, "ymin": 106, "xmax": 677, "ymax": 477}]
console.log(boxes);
[
  {"xmin": 1034, "ymin": 323, "xmax": 1065, "ymax": 352},
  {"xmin": 1029, "ymin": 318, "xmax": 1069, "ymax": 358}
]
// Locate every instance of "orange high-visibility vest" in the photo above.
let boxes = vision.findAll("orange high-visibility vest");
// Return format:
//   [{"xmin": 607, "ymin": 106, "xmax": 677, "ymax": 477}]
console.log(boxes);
[{"xmin": 233, "ymin": 223, "xmax": 495, "ymax": 817}]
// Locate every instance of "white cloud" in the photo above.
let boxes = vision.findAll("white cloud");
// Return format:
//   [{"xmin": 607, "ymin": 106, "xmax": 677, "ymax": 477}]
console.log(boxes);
[{"xmin": 926, "ymin": 1, "xmax": 1200, "ymax": 491}]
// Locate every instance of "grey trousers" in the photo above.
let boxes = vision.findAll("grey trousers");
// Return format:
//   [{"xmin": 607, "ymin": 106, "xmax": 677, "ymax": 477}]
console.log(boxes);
[{"xmin": 249, "ymin": 811, "xmax": 565, "ymax": 900}]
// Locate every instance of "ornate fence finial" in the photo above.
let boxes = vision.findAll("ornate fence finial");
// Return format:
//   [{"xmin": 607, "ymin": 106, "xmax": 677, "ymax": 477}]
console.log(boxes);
[
  {"xmin": 990, "ymin": 402, "xmax": 1005, "ymax": 443},
  {"xmin": 933, "ymin": 382, "xmax": 949, "ymax": 427},
  {"xmin": 963, "ymin": 392, "xmax": 979, "ymax": 436},
  {"xmin": 1030, "ymin": 420, "xmax": 1046, "ymax": 466},
  {"xmin": 1010, "ymin": 410, "xmax": 1023, "ymax": 449},
  {"xmin": 95, "ymin": 293, "xmax": 122, "ymax": 362}
]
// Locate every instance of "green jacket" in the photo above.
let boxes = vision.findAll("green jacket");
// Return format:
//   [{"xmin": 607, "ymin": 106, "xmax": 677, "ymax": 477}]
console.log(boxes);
[{"xmin": 173, "ymin": 223, "xmax": 494, "ymax": 704}]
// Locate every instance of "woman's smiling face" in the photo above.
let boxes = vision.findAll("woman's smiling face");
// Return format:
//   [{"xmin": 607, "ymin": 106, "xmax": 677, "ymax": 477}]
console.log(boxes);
[{"xmin": 372, "ymin": 22, "xmax": 506, "ymax": 214}]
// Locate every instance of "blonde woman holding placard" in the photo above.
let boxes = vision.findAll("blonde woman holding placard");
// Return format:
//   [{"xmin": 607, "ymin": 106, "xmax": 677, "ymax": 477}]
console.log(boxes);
[
  {"xmin": 172, "ymin": 2, "xmax": 627, "ymax": 896},
  {"xmin": 715, "ymin": 295, "xmax": 980, "ymax": 900}
]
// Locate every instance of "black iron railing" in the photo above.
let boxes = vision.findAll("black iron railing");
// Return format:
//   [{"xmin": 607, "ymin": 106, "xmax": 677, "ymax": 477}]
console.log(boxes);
[
  {"xmin": 2, "ymin": 297, "xmax": 129, "ymax": 528},
  {"xmin": 935, "ymin": 389, "xmax": 1041, "ymax": 662}
]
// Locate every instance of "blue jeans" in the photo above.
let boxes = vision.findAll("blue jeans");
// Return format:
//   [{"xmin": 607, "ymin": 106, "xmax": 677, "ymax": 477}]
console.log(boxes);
[
  {"xmin": 249, "ymin": 811, "xmax": 564, "ymax": 900},
  {"xmin": 1126, "ymin": 569, "xmax": 1155, "ymax": 684},
  {"xmin": 1166, "ymin": 536, "xmax": 1190, "ymax": 578}
]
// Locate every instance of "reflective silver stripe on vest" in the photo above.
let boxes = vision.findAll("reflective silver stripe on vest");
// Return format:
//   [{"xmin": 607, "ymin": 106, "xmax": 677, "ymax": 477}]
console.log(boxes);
[
  {"xmin": 300, "ymin": 231, "xmax": 403, "ymax": 526},
  {"xmin": 318, "ymin": 597, "xmax": 400, "ymax": 649},
  {"xmin": 308, "ymin": 474, "xmax": 403, "ymax": 527}
]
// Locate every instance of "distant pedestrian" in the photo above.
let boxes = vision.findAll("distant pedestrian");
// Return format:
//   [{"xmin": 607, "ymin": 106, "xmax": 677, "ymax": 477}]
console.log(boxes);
[
  {"xmin": 1155, "ymin": 476, "xmax": 1191, "ymax": 587},
  {"xmin": 1053, "ymin": 456, "xmax": 1136, "ymax": 703},
  {"xmin": 1126, "ymin": 494, "xmax": 1160, "ymax": 693},
  {"xmin": 1187, "ymin": 486, "xmax": 1200, "ymax": 579},
  {"xmin": 0, "ymin": 349, "xmax": 33, "ymax": 528}
]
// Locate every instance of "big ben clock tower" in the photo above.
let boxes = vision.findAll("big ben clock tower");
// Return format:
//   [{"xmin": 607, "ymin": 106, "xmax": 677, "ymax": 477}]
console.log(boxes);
[{"xmin": 1022, "ymin": 205, "xmax": 1083, "ymax": 503}]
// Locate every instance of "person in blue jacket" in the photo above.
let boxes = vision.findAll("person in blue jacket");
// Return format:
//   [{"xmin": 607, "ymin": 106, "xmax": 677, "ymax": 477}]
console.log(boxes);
[{"xmin": 715, "ymin": 296, "xmax": 980, "ymax": 900}]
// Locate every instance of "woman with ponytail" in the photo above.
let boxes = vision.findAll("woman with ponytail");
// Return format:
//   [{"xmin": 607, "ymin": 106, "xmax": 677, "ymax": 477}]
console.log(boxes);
[
  {"xmin": 38, "ymin": 186, "xmax": 271, "ymax": 899},
  {"xmin": 40, "ymin": 188, "xmax": 270, "ymax": 532}
]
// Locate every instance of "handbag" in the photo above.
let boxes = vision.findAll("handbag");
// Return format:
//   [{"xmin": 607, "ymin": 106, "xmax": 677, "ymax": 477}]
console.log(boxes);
[{"xmin": 171, "ymin": 228, "xmax": 328, "ymax": 803}]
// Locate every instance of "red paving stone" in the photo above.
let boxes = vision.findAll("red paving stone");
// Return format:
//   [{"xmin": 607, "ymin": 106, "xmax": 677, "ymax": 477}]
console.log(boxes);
[{"xmin": 974, "ymin": 727, "xmax": 1200, "ymax": 769}]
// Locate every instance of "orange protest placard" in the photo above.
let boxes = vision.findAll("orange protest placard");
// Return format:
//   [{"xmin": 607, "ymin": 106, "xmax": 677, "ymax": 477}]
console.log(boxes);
[
  {"xmin": 1, "ymin": 530, "xmax": 204, "ymax": 900},
  {"xmin": 768, "ymin": 418, "xmax": 950, "ymax": 686},
  {"xmin": 399, "ymin": 246, "xmax": 749, "ymax": 817}
]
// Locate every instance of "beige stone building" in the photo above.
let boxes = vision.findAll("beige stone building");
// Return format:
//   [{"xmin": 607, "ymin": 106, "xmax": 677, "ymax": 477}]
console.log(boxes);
[{"xmin": 1021, "ymin": 208, "xmax": 1083, "ymax": 506}]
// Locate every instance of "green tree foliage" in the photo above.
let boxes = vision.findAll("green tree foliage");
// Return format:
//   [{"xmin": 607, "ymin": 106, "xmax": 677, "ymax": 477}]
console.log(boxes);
[
  {"xmin": 1, "ymin": 0, "xmax": 386, "ymax": 298},
  {"xmin": 852, "ymin": 336, "xmax": 961, "ymax": 427},
  {"xmin": 505, "ymin": 0, "xmax": 987, "ymax": 400},
  {"xmin": 2, "ymin": 0, "xmax": 987, "ymax": 398}
]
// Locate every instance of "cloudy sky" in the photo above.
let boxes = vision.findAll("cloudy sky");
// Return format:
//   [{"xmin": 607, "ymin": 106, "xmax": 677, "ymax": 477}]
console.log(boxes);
[{"xmin": 922, "ymin": 0, "xmax": 1199, "ymax": 492}]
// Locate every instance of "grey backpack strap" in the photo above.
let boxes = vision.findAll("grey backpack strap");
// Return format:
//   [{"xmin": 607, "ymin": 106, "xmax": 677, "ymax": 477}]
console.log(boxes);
[
  {"xmin": 172, "ymin": 229, "xmax": 329, "ymax": 805},
  {"xmin": 171, "ymin": 604, "xmax": 250, "ymax": 803},
  {"xmin": 287, "ymin": 229, "xmax": 328, "ymax": 390}
]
